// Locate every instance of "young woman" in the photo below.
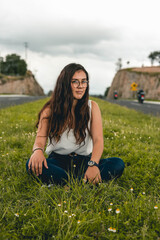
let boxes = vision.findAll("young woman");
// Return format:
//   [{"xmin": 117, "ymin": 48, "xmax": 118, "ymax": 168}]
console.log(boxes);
[{"xmin": 26, "ymin": 63, "xmax": 125, "ymax": 185}]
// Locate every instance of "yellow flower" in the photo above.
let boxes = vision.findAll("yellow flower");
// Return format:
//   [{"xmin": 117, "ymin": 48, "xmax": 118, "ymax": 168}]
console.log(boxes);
[
  {"xmin": 130, "ymin": 188, "xmax": 133, "ymax": 191},
  {"xmin": 108, "ymin": 208, "xmax": 112, "ymax": 212},
  {"xmin": 110, "ymin": 202, "xmax": 113, "ymax": 205},
  {"xmin": 15, "ymin": 213, "xmax": 19, "ymax": 217},
  {"xmin": 63, "ymin": 201, "xmax": 66, "ymax": 204},
  {"xmin": 108, "ymin": 227, "xmax": 116, "ymax": 232},
  {"xmin": 58, "ymin": 203, "xmax": 61, "ymax": 207},
  {"xmin": 77, "ymin": 220, "xmax": 81, "ymax": 224},
  {"xmin": 154, "ymin": 205, "xmax": 158, "ymax": 209},
  {"xmin": 116, "ymin": 209, "xmax": 120, "ymax": 214},
  {"xmin": 108, "ymin": 227, "xmax": 113, "ymax": 232}
]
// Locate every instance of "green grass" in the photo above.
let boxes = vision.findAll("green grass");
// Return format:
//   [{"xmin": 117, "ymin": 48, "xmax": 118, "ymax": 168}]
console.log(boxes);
[
  {"xmin": 145, "ymin": 99, "xmax": 160, "ymax": 102},
  {"xmin": 0, "ymin": 98, "xmax": 160, "ymax": 239}
]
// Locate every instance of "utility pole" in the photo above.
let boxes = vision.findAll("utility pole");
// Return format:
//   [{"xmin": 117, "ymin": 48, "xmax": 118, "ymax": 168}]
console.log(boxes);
[
  {"xmin": 116, "ymin": 58, "xmax": 122, "ymax": 72},
  {"xmin": 24, "ymin": 42, "xmax": 28, "ymax": 64}
]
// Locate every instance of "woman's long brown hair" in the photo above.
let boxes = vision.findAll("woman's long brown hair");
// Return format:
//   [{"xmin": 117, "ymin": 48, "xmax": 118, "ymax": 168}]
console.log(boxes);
[{"xmin": 36, "ymin": 63, "xmax": 91, "ymax": 144}]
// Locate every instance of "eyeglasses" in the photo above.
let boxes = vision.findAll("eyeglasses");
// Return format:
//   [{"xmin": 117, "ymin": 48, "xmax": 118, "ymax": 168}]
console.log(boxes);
[{"xmin": 71, "ymin": 79, "xmax": 88, "ymax": 88}]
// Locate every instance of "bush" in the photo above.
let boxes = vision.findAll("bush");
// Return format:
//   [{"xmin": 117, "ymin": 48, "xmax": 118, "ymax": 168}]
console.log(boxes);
[{"xmin": 1, "ymin": 54, "xmax": 27, "ymax": 76}]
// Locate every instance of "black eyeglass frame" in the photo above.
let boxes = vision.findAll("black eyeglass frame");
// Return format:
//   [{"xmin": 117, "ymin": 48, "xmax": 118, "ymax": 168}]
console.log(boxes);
[{"xmin": 71, "ymin": 79, "xmax": 89, "ymax": 88}]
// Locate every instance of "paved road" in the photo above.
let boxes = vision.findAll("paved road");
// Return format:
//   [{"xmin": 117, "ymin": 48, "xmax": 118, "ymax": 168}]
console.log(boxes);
[
  {"xmin": 106, "ymin": 99, "xmax": 160, "ymax": 117},
  {"xmin": 0, "ymin": 95, "xmax": 160, "ymax": 117},
  {"xmin": 0, "ymin": 95, "xmax": 47, "ymax": 109}
]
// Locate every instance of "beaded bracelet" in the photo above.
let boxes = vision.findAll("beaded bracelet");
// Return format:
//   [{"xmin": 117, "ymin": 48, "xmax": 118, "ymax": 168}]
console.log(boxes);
[{"xmin": 32, "ymin": 148, "xmax": 44, "ymax": 154}]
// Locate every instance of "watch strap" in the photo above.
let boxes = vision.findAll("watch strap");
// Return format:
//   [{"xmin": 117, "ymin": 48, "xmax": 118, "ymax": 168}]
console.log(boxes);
[{"xmin": 88, "ymin": 160, "xmax": 99, "ymax": 167}]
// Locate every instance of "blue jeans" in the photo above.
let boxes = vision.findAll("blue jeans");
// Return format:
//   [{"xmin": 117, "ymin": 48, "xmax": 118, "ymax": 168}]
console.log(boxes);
[{"xmin": 26, "ymin": 152, "xmax": 125, "ymax": 185}]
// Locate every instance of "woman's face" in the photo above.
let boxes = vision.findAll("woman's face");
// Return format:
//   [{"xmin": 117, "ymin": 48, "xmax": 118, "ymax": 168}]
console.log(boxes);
[{"xmin": 71, "ymin": 70, "xmax": 88, "ymax": 100}]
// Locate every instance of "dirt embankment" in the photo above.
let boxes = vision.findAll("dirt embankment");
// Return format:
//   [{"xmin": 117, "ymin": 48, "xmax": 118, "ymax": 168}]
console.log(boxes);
[
  {"xmin": 0, "ymin": 71, "xmax": 44, "ymax": 96},
  {"xmin": 107, "ymin": 67, "xmax": 160, "ymax": 100}
]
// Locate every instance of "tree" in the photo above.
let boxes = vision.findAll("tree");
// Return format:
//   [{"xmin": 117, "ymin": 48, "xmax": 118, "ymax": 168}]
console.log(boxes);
[
  {"xmin": 104, "ymin": 87, "xmax": 110, "ymax": 97},
  {"xmin": 0, "ymin": 56, "xmax": 3, "ymax": 74},
  {"xmin": 148, "ymin": 51, "xmax": 160, "ymax": 66},
  {"xmin": 2, "ymin": 54, "xmax": 27, "ymax": 75}
]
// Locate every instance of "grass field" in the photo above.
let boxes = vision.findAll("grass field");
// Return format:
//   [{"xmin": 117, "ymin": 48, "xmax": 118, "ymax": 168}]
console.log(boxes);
[{"xmin": 0, "ymin": 97, "xmax": 160, "ymax": 239}]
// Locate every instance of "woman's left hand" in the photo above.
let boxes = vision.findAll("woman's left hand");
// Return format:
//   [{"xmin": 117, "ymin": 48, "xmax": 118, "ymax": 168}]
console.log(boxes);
[{"xmin": 84, "ymin": 166, "xmax": 102, "ymax": 184}]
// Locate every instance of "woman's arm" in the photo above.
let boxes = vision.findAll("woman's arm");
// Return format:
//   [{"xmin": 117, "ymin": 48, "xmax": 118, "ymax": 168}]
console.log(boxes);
[
  {"xmin": 84, "ymin": 100, "xmax": 104, "ymax": 184},
  {"xmin": 28, "ymin": 107, "xmax": 50, "ymax": 176},
  {"xmin": 90, "ymin": 100, "xmax": 104, "ymax": 163}
]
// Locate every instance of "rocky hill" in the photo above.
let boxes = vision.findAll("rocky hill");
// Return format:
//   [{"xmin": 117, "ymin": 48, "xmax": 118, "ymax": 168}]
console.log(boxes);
[
  {"xmin": 0, "ymin": 71, "xmax": 45, "ymax": 96},
  {"xmin": 107, "ymin": 67, "xmax": 160, "ymax": 100}
]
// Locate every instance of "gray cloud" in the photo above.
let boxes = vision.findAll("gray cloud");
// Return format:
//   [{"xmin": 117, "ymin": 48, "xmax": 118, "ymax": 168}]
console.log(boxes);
[{"xmin": 0, "ymin": 18, "xmax": 121, "ymax": 59}]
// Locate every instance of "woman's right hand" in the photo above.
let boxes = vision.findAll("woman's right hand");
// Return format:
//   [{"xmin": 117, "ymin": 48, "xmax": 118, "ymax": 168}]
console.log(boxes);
[{"xmin": 28, "ymin": 150, "xmax": 48, "ymax": 176}]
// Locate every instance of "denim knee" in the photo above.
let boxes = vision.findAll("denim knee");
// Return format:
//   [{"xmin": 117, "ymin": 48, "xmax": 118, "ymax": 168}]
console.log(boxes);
[
  {"xmin": 100, "ymin": 157, "xmax": 125, "ymax": 180},
  {"xmin": 114, "ymin": 157, "xmax": 125, "ymax": 176},
  {"xmin": 116, "ymin": 157, "xmax": 125, "ymax": 169}
]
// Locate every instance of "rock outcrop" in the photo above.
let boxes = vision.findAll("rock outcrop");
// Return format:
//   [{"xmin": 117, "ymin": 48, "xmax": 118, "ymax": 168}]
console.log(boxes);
[
  {"xmin": 107, "ymin": 67, "xmax": 160, "ymax": 100},
  {"xmin": 0, "ymin": 71, "xmax": 45, "ymax": 96}
]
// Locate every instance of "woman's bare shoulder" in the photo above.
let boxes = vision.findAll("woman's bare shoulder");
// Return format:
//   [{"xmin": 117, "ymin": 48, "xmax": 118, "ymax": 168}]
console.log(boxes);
[
  {"xmin": 41, "ymin": 106, "xmax": 51, "ymax": 118},
  {"xmin": 90, "ymin": 100, "xmax": 100, "ymax": 110}
]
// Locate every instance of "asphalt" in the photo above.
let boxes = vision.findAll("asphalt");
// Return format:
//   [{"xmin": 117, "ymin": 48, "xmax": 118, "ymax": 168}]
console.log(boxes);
[
  {"xmin": 0, "ymin": 95, "xmax": 160, "ymax": 117},
  {"xmin": 105, "ymin": 99, "xmax": 160, "ymax": 117},
  {"xmin": 0, "ymin": 95, "xmax": 47, "ymax": 109}
]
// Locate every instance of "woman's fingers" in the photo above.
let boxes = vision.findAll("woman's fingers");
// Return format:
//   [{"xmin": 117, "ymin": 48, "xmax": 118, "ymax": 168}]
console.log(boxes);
[
  {"xmin": 83, "ymin": 174, "xmax": 87, "ymax": 183},
  {"xmin": 39, "ymin": 158, "xmax": 48, "ymax": 175},
  {"xmin": 39, "ymin": 162, "xmax": 43, "ymax": 175},
  {"xmin": 29, "ymin": 157, "xmax": 38, "ymax": 175},
  {"xmin": 28, "ymin": 159, "xmax": 32, "ymax": 170},
  {"xmin": 35, "ymin": 162, "xmax": 39, "ymax": 176},
  {"xmin": 98, "ymin": 174, "xmax": 102, "ymax": 182},
  {"xmin": 89, "ymin": 173, "xmax": 101, "ymax": 185},
  {"xmin": 43, "ymin": 159, "xmax": 48, "ymax": 169},
  {"xmin": 28, "ymin": 156, "xmax": 47, "ymax": 176},
  {"xmin": 28, "ymin": 162, "xmax": 30, "ymax": 170},
  {"xmin": 31, "ymin": 160, "xmax": 35, "ymax": 174}
]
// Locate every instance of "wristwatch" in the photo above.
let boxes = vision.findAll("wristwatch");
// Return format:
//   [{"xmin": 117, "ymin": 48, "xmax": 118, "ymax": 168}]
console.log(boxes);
[{"xmin": 88, "ymin": 160, "xmax": 99, "ymax": 167}]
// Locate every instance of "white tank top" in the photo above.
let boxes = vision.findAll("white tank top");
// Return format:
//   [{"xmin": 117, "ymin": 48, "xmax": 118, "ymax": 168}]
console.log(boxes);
[{"xmin": 45, "ymin": 100, "xmax": 93, "ymax": 156}]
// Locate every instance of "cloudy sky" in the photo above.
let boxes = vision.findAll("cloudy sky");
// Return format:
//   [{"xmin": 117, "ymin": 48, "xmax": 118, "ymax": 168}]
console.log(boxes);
[{"xmin": 1, "ymin": 0, "xmax": 160, "ymax": 94}]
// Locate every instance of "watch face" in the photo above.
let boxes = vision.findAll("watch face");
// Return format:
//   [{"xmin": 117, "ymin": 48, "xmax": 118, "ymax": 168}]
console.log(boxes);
[{"xmin": 88, "ymin": 161, "xmax": 94, "ymax": 166}]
